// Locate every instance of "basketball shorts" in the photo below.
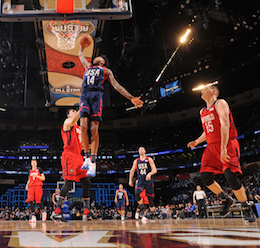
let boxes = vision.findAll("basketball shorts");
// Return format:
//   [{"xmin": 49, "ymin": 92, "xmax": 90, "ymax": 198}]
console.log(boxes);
[
  {"xmin": 117, "ymin": 200, "xmax": 125, "ymax": 210},
  {"xmin": 80, "ymin": 91, "xmax": 103, "ymax": 121},
  {"xmin": 61, "ymin": 150, "xmax": 88, "ymax": 182},
  {"xmin": 135, "ymin": 178, "xmax": 155, "ymax": 198},
  {"xmin": 200, "ymin": 138, "xmax": 242, "ymax": 175},
  {"xmin": 26, "ymin": 185, "xmax": 43, "ymax": 203}
]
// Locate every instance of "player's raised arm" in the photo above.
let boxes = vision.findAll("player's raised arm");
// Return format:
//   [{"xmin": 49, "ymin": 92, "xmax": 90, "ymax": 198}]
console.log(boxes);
[
  {"xmin": 78, "ymin": 46, "xmax": 91, "ymax": 70},
  {"xmin": 105, "ymin": 68, "xmax": 143, "ymax": 108},
  {"xmin": 63, "ymin": 110, "xmax": 80, "ymax": 131},
  {"xmin": 146, "ymin": 157, "xmax": 157, "ymax": 181},
  {"xmin": 129, "ymin": 159, "xmax": 137, "ymax": 187}
]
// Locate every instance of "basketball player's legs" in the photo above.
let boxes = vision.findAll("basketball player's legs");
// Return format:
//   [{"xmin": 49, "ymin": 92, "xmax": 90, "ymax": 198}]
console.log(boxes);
[
  {"xmin": 135, "ymin": 185, "xmax": 144, "ymax": 219},
  {"xmin": 145, "ymin": 180, "xmax": 156, "ymax": 219},
  {"xmin": 90, "ymin": 120, "xmax": 99, "ymax": 163},
  {"xmin": 80, "ymin": 177, "xmax": 92, "ymax": 220}
]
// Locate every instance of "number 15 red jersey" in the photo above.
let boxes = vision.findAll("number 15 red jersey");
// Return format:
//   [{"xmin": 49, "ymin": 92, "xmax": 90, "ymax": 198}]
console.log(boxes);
[{"xmin": 201, "ymin": 101, "xmax": 238, "ymax": 144}]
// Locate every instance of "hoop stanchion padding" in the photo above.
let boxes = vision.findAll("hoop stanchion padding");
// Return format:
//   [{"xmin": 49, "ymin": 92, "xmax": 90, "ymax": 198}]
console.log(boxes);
[{"xmin": 56, "ymin": 0, "xmax": 74, "ymax": 14}]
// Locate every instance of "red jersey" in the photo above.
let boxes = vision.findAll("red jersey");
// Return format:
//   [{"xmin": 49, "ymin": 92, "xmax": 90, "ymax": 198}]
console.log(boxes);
[
  {"xmin": 201, "ymin": 101, "xmax": 238, "ymax": 144},
  {"xmin": 61, "ymin": 125, "xmax": 82, "ymax": 154},
  {"xmin": 28, "ymin": 167, "xmax": 43, "ymax": 187}
]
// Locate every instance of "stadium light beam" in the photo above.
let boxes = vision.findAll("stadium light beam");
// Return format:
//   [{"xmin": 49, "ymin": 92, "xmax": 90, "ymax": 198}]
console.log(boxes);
[
  {"xmin": 192, "ymin": 81, "xmax": 219, "ymax": 91},
  {"xmin": 180, "ymin": 29, "xmax": 191, "ymax": 43}
]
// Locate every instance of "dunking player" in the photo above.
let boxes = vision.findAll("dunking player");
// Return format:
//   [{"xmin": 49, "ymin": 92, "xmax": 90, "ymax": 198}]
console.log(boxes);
[
  {"xmin": 25, "ymin": 159, "xmax": 47, "ymax": 223},
  {"xmin": 129, "ymin": 147, "xmax": 157, "ymax": 221},
  {"xmin": 51, "ymin": 109, "xmax": 92, "ymax": 222},
  {"xmin": 115, "ymin": 184, "xmax": 129, "ymax": 221},
  {"xmin": 79, "ymin": 47, "xmax": 143, "ymax": 176},
  {"xmin": 187, "ymin": 85, "xmax": 255, "ymax": 222}
]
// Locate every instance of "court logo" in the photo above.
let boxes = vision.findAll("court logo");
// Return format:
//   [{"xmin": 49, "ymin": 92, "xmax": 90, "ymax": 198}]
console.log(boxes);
[
  {"xmin": 45, "ymin": 21, "xmax": 95, "ymax": 35},
  {"xmin": 51, "ymin": 85, "xmax": 82, "ymax": 94}
]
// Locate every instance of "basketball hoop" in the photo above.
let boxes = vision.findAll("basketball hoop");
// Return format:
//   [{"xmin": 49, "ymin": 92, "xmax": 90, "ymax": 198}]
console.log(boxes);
[{"xmin": 50, "ymin": 20, "xmax": 81, "ymax": 50}]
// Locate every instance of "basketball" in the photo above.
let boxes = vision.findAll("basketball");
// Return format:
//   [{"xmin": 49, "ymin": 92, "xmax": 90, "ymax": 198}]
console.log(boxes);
[{"xmin": 79, "ymin": 34, "xmax": 93, "ymax": 48}]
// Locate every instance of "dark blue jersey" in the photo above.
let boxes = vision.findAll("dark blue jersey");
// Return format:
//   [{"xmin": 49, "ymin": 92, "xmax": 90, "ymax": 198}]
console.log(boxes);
[
  {"xmin": 82, "ymin": 66, "xmax": 107, "ymax": 92},
  {"xmin": 117, "ymin": 189, "xmax": 126, "ymax": 201},
  {"xmin": 136, "ymin": 157, "xmax": 151, "ymax": 181}
]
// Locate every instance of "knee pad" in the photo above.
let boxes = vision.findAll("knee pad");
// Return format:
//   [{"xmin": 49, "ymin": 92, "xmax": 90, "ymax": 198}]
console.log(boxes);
[
  {"xmin": 135, "ymin": 190, "xmax": 142, "ymax": 202},
  {"xmin": 60, "ymin": 180, "xmax": 73, "ymax": 197},
  {"xmin": 80, "ymin": 177, "xmax": 91, "ymax": 198},
  {"xmin": 148, "ymin": 197, "xmax": 154, "ymax": 207},
  {"xmin": 224, "ymin": 168, "xmax": 241, "ymax": 190},
  {"xmin": 200, "ymin": 172, "xmax": 214, "ymax": 186}
]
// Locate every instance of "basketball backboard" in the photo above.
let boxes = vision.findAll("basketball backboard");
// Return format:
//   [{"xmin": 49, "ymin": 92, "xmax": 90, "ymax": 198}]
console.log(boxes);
[{"xmin": 0, "ymin": 0, "xmax": 132, "ymax": 22}]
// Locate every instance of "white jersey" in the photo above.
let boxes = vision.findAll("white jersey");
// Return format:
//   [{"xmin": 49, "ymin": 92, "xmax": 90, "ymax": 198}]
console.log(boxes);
[{"xmin": 193, "ymin": 190, "xmax": 206, "ymax": 200}]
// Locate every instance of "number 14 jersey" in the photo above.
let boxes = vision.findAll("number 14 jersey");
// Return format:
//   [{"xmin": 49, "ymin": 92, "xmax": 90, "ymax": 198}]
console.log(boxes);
[{"xmin": 201, "ymin": 101, "xmax": 238, "ymax": 144}]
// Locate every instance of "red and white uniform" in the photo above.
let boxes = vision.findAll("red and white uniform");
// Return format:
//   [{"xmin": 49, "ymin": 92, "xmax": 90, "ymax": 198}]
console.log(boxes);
[
  {"xmin": 200, "ymin": 101, "xmax": 242, "ymax": 175},
  {"xmin": 61, "ymin": 125, "xmax": 87, "ymax": 182},
  {"xmin": 26, "ymin": 167, "xmax": 43, "ymax": 203}
]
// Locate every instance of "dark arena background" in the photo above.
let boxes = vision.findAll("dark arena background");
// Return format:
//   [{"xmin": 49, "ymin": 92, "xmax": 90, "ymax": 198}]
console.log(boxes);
[{"xmin": 0, "ymin": 0, "xmax": 260, "ymax": 247}]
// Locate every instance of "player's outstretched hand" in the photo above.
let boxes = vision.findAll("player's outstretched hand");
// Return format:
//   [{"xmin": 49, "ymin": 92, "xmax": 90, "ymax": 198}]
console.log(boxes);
[
  {"xmin": 131, "ymin": 97, "xmax": 143, "ymax": 108},
  {"xmin": 187, "ymin": 140, "xmax": 197, "ymax": 149}
]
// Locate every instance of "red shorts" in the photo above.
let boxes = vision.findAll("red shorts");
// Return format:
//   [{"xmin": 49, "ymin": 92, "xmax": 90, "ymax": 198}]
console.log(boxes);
[
  {"xmin": 26, "ymin": 185, "xmax": 43, "ymax": 203},
  {"xmin": 200, "ymin": 138, "xmax": 242, "ymax": 175},
  {"xmin": 61, "ymin": 150, "xmax": 88, "ymax": 182}
]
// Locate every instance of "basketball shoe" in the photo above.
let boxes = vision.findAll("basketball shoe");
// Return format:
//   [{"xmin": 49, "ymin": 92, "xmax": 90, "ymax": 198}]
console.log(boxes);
[
  {"xmin": 81, "ymin": 157, "xmax": 92, "ymax": 170},
  {"xmin": 86, "ymin": 161, "xmax": 96, "ymax": 177},
  {"xmin": 42, "ymin": 211, "xmax": 47, "ymax": 222},
  {"xmin": 29, "ymin": 214, "xmax": 36, "ymax": 223},
  {"xmin": 243, "ymin": 204, "xmax": 256, "ymax": 223},
  {"xmin": 220, "ymin": 196, "xmax": 235, "ymax": 217}
]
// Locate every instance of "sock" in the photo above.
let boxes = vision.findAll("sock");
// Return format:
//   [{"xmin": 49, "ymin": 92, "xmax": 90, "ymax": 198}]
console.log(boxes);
[
  {"xmin": 91, "ymin": 154, "xmax": 97, "ymax": 163},
  {"xmin": 83, "ymin": 198, "xmax": 90, "ymax": 215},
  {"xmin": 84, "ymin": 151, "xmax": 91, "ymax": 159},
  {"xmin": 218, "ymin": 191, "xmax": 228, "ymax": 200}
]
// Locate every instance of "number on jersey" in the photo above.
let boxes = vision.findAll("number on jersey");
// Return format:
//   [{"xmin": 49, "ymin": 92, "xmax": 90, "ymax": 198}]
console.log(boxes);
[{"xmin": 205, "ymin": 121, "xmax": 214, "ymax": 133}]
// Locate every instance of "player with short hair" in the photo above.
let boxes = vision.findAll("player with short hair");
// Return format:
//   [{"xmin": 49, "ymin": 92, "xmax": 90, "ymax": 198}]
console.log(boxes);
[
  {"xmin": 51, "ymin": 109, "xmax": 92, "ymax": 222},
  {"xmin": 79, "ymin": 47, "xmax": 143, "ymax": 177},
  {"xmin": 129, "ymin": 147, "xmax": 157, "ymax": 222},
  {"xmin": 115, "ymin": 184, "xmax": 129, "ymax": 221},
  {"xmin": 52, "ymin": 188, "xmax": 60, "ymax": 210},
  {"xmin": 187, "ymin": 85, "xmax": 255, "ymax": 222},
  {"xmin": 25, "ymin": 159, "xmax": 47, "ymax": 223}
]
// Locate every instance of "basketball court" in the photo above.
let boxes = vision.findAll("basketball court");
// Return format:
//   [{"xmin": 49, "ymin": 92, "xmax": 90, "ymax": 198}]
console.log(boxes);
[{"xmin": 0, "ymin": 219, "xmax": 260, "ymax": 247}]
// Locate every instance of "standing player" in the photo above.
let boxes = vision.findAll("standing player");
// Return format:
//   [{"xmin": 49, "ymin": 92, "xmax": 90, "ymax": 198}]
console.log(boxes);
[
  {"xmin": 187, "ymin": 85, "xmax": 255, "ymax": 222},
  {"xmin": 52, "ymin": 188, "xmax": 60, "ymax": 211},
  {"xmin": 51, "ymin": 109, "xmax": 92, "ymax": 222},
  {"xmin": 79, "ymin": 47, "xmax": 143, "ymax": 176},
  {"xmin": 114, "ymin": 184, "xmax": 129, "ymax": 220},
  {"xmin": 129, "ymin": 147, "xmax": 157, "ymax": 221},
  {"xmin": 25, "ymin": 159, "xmax": 47, "ymax": 223}
]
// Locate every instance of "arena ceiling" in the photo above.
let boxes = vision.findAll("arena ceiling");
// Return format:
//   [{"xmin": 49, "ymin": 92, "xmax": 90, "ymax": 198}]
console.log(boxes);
[{"xmin": 0, "ymin": 0, "xmax": 259, "ymax": 120}]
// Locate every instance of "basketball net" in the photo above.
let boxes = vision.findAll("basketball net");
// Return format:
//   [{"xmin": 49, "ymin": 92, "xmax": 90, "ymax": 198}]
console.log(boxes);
[{"xmin": 50, "ymin": 20, "xmax": 81, "ymax": 50}]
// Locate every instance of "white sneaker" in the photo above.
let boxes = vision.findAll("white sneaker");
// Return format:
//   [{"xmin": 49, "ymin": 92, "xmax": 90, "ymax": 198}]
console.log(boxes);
[
  {"xmin": 141, "ymin": 216, "xmax": 148, "ymax": 223},
  {"xmin": 121, "ymin": 216, "xmax": 124, "ymax": 221},
  {"xmin": 29, "ymin": 214, "xmax": 36, "ymax": 223},
  {"xmin": 42, "ymin": 211, "xmax": 47, "ymax": 222},
  {"xmin": 86, "ymin": 162, "xmax": 96, "ymax": 177},
  {"xmin": 135, "ymin": 212, "xmax": 139, "ymax": 220},
  {"xmin": 81, "ymin": 157, "xmax": 91, "ymax": 170}
]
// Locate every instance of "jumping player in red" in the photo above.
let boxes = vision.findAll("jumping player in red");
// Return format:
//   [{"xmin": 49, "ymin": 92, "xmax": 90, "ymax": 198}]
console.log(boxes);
[
  {"xmin": 129, "ymin": 147, "xmax": 157, "ymax": 222},
  {"xmin": 51, "ymin": 109, "xmax": 92, "ymax": 222},
  {"xmin": 187, "ymin": 85, "xmax": 255, "ymax": 222},
  {"xmin": 115, "ymin": 184, "xmax": 129, "ymax": 221},
  {"xmin": 79, "ymin": 47, "xmax": 143, "ymax": 177},
  {"xmin": 25, "ymin": 159, "xmax": 46, "ymax": 223}
]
